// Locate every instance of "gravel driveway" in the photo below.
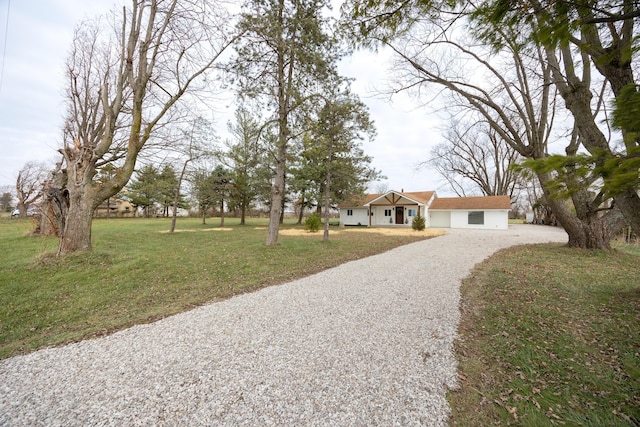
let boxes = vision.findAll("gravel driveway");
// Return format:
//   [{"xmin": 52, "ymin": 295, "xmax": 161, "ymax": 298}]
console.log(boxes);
[{"xmin": 0, "ymin": 224, "xmax": 566, "ymax": 426}]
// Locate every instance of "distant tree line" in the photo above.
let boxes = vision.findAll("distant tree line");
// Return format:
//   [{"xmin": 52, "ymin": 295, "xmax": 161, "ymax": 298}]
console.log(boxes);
[
  {"xmin": 7, "ymin": 0, "xmax": 381, "ymax": 254},
  {"xmin": 11, "ymin": 0, "xmax": 639, "ymax": 253}
]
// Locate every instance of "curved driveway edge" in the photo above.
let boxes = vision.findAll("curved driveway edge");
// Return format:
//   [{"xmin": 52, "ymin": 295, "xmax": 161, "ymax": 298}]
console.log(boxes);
[{"xmin": 0, "ymin": 224, "xmax": 567, "ymax": 426}]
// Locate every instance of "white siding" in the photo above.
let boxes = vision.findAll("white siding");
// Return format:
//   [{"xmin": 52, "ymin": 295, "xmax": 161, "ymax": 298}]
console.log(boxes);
[
  {"xmin": 364, "ymin": 205, "xmax": 426, "ymax": 227},
  {"xmin": 449, "ymin": 210, "xmax": 508, "ymax": 229},
  {"xmin": 370, "ymin": 206, "xmax": 401, "ymax": 226},
  {"xmin": 340, "ymin": 208, "xmax": 369, "ymax": 226}
]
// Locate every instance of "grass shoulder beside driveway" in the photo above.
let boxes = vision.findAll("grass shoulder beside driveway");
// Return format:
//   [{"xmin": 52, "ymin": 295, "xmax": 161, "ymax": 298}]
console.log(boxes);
[
  {"xmin": 0, "ymin": 217, "xmax": 441, "ymax": 360},
  {"xmin": 450, "ymin": 243, "xmax": 640, "ymax": 426}
]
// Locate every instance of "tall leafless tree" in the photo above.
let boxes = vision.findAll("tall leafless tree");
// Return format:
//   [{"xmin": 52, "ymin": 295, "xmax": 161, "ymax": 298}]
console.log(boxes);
[
  {"xmin": 0, "ymin": 187, "xmax": 13, "ymax": 213},
  {"xmin": 48, "ymin": 0, "xmax": 239, "ymax": 255},
  {"xmin": 169, "ymin": 118, "xmax": 211, "ymax": 233},
  {"xmin": 343, "ymin": 2, "xmax": 625, "ymax": 248},
  {"xmin": 488, "ymin": 0, "xmax": 640, "ymax": 235},
  {"xmin": 428, "ymin": 116, "xmax": 523, "ymax": 200},
  {"xmin": 15, "ymin": 161, "xmax": 49, "ymax": 217}
]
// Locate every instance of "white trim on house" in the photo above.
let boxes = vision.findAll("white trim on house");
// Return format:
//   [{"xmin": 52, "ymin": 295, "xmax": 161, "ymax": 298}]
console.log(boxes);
[{"xmin": 339, "ymin": 190, "xmax": 511, "ymax": 230}]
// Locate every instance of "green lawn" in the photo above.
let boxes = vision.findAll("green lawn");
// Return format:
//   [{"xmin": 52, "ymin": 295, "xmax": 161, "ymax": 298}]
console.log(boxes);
[
  {"xmin": 450, "ymin": 243, "xmax": 640, "ymax": 426},
  {"xmin": 3, "ymin": 216, "xmax": 638, "ymax": 426},
  {"xmin": 0, "ymin": 216, "xmax": 438, "ymax": 359}
]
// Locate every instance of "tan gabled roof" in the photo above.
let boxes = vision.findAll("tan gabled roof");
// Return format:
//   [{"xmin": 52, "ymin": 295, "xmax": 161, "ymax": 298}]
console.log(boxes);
[
  {"xmin": 366, "ymin": 190, "xmax": 435, "ymax": 206},
  {"xmin": 341, "ymin": 190, "xmax": 436, "ymax": 208},
  {"xmin": 339, "ymin": 193, "xmax": 381, "ymax": 208},
  {"xmin": 340, "ymin": 192, "xmax": 510, "ymax": 210},
  {"xmin": 400, "ymin": 191, "xmax": 436, "ymax": 205},
  {"xmin": 430, "ymin": 195, "xmax": 511, "ymax": 210}
]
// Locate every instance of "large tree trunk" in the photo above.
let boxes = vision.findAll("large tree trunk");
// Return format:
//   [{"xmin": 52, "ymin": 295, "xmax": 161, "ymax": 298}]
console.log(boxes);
[
  {"xmin": 323, "ymin": 143, "xmax": 333, "ymax": 242},
  {"xmin": 240, "ymin": 198, "xmax": 246, "ymax": 225},
  {"xmin": 543, "ymin": 198, "xmax": 616, "ymax": 249},
  {"xmin": 266, "ymin": 3, "xmax": 288, "ymax": 245},
  {"xmin": 545, "ymin": 43, "xmax": 640, "ymax": 237},
  {"xmin": 37, "ymin": 170, "xmax": 67, "ymax": 237},
  {"xmin": 38, "ymin": 201, "xmax": 61, "ymax": 237},
  {"xmin": 612, "ymin": 189, "xmax": 640, "ymax": 237},
  {"xmin": 57, "ymin": 191, "xmax": 94, "ymax": 254},
  {"xmin": 537, "ymin": 172, "xmax": 620, "ymax": 250},
  {"xmin": 297, "ymin": 196, "xmax": 305, "ymax": 225},
  {"xmin": 266, "ymin": 154, "xmax": 285, "ymax": 245}
]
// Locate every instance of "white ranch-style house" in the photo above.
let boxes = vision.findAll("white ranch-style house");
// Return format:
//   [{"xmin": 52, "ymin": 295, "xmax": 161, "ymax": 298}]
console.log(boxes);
[{"xmin": 339, "ymin": 190, "xmax": 511, "ymax": 230}]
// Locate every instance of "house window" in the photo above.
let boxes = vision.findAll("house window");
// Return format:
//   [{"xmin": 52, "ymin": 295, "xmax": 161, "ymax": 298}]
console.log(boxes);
[
  {"xmin": 468, "ymin": 211, "xmax": 484, "ymax": 225},
  {"xmin": 408, "ymin": 209, "xmax": 416, "ymax": 217},
  {"xmin": 347, "ymin": 209, "xmax": 353, "ymax": 216},
  {"xmin": 384, "ymin": 209, "xmax": 392, "ymax": 216}
]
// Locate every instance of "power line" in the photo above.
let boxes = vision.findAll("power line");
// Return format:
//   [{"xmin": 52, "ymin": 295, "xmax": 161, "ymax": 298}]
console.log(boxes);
[{"xmin": 0, "ymin": 0, "xmax": 10, "ymax": 97}]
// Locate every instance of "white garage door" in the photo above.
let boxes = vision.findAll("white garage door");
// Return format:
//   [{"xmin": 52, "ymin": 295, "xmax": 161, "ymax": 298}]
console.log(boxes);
[{"xmin": 430, "ymin": 211, "xmax": 450, "ymax": 227}]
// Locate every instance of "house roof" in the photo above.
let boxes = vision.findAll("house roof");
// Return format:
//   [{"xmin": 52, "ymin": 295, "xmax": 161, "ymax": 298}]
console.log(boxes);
[
  {"xmin": 339, "ymin": 191, "xmax": 511, "ymax": 210},
  {"xmin": 339, "ymin": 193, "xmax": 381, "ymax": 208},
  {"xmin": 429, "ymin": 195, "xmax": 511, "ymax": 210},
  {"xmin": 396, "ymin": 191, "xmax": 436, "ymax": 205},
  {"xmin": 366, "ymin": 190, "xmax": 435, "ymax": 206},
  {"xmin": 340, "ymin": 190, "xmax": 436, "ymax": 208}
]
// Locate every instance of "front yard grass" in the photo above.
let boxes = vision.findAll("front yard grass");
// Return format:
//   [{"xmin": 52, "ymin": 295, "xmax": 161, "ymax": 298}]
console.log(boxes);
[
  {"xmin": 0, "ymin": 217, "xmax": 440, "ymax": 360},
  {"xmin": 450, "ymin": 243, "xmax": 640, "ymax": 426}
]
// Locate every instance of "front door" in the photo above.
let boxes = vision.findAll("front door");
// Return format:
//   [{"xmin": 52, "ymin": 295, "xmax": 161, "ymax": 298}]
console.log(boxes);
[{"xmin": 395, "ymin": 206, "xmax": 404, "ymax": 225}]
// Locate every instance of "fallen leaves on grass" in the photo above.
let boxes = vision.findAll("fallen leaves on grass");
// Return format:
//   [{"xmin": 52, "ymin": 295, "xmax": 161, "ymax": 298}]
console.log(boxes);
[{"xmin": 159, "ymin": 228, "xmax": 233, "ymax": 233}]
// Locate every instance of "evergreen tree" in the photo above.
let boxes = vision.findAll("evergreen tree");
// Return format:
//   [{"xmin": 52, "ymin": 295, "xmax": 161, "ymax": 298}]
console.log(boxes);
[
  {"xmin": 127, "ymin": 165, "xmax": 161, "ymax": 217},
  {"xmin": 231, "ymin": 0, "xmax": 342, "ymax": 245},
  {"xmin": 219, "ymin": 107, "xmax": 269, "ymax": 225}
]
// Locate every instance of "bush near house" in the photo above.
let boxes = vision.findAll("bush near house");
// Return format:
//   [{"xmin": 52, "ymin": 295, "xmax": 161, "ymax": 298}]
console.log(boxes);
[
  {"xmin": 304, "ymin": 212, "xmax": 322, "ymax": 232},
  {"xmin": 412, "ymin": 213, "xmax": 426, "ymax": 231}
]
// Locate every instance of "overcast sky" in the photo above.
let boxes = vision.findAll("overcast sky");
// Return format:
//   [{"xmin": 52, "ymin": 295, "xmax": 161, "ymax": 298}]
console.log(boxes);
[{"xmin": 0, "ymin": 0, "xmax": 450, "ymax": 194}]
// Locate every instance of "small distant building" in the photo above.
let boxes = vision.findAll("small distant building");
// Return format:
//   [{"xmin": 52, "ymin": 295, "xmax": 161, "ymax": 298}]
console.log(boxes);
[
  {"xmin": 94, "ymin": 198, "xmax": 135, "ymax": 218},
  {"xmin": 339, "ymin": 190, "xmax": 511, "ymax": 230}
]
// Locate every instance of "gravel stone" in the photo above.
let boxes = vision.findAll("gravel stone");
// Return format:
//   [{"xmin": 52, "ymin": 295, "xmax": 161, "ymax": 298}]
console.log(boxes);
[{"xmin": 0, "ymin": 224, "xmax": 566, "ymax": 426}]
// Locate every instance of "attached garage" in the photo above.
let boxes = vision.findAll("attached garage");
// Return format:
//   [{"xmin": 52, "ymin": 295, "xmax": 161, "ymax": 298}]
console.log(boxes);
[
  {"xmin": 429, "ymin": 196, "xmax": 511, "ymax": 230},
  {"xmin": 429, "ymin": 210, "xmax": 451, "ymax": 228}
]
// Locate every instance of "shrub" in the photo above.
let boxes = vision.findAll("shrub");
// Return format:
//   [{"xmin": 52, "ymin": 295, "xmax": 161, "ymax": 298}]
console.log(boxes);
[
  {"xmin": 304, "ymin": 212, "xmax": 322, "ymax": 232},
  {"xmin": 412, "ymin": 213, "xmax": 426, "ymax": 231}
]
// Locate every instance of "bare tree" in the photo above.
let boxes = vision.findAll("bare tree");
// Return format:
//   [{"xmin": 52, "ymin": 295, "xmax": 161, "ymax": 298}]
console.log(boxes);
[
  {"xmin": 485, "ymin": 0, "xmax": 640, "ymax": 235},
  {"xmin": 428, "ymin": 116, "xmax": 523, "ymax": 199},
  {"xmin": 0, "ymin": 187, "xmax": 13, "ymax": 213},
  {"xmin": 373, "ymin": 182, "xmax": 390, "ymax": 194},
  {"xmin": 15, "ymin": 161, "xmax": 49, "ymax": 217},
  {"xmin": 169, "ymin": 117, "xmax": 212, "ymax": 233},
  {"xmin": 343, "ymin": 3, "xmax": 625, "ymax": 248},
  {"xmin": 47, "ymin": 0, "xmax": 239, "ymax": 255}
]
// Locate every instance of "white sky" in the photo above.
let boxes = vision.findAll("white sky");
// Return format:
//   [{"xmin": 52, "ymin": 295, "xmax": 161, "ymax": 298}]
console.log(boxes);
[{"xmin": 0, "ymin": 0, "xmax": 451, "ymax": 195}]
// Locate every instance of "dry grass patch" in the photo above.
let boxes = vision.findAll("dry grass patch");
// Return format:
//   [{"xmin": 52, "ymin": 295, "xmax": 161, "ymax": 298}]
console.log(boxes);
[
  {"xmin": 159, "ymin": 227, "xmax": 233, "ymax": 233},
  {"xmin": 279, "ymin": 227, "xmax": 446, "ymax": 237}
]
